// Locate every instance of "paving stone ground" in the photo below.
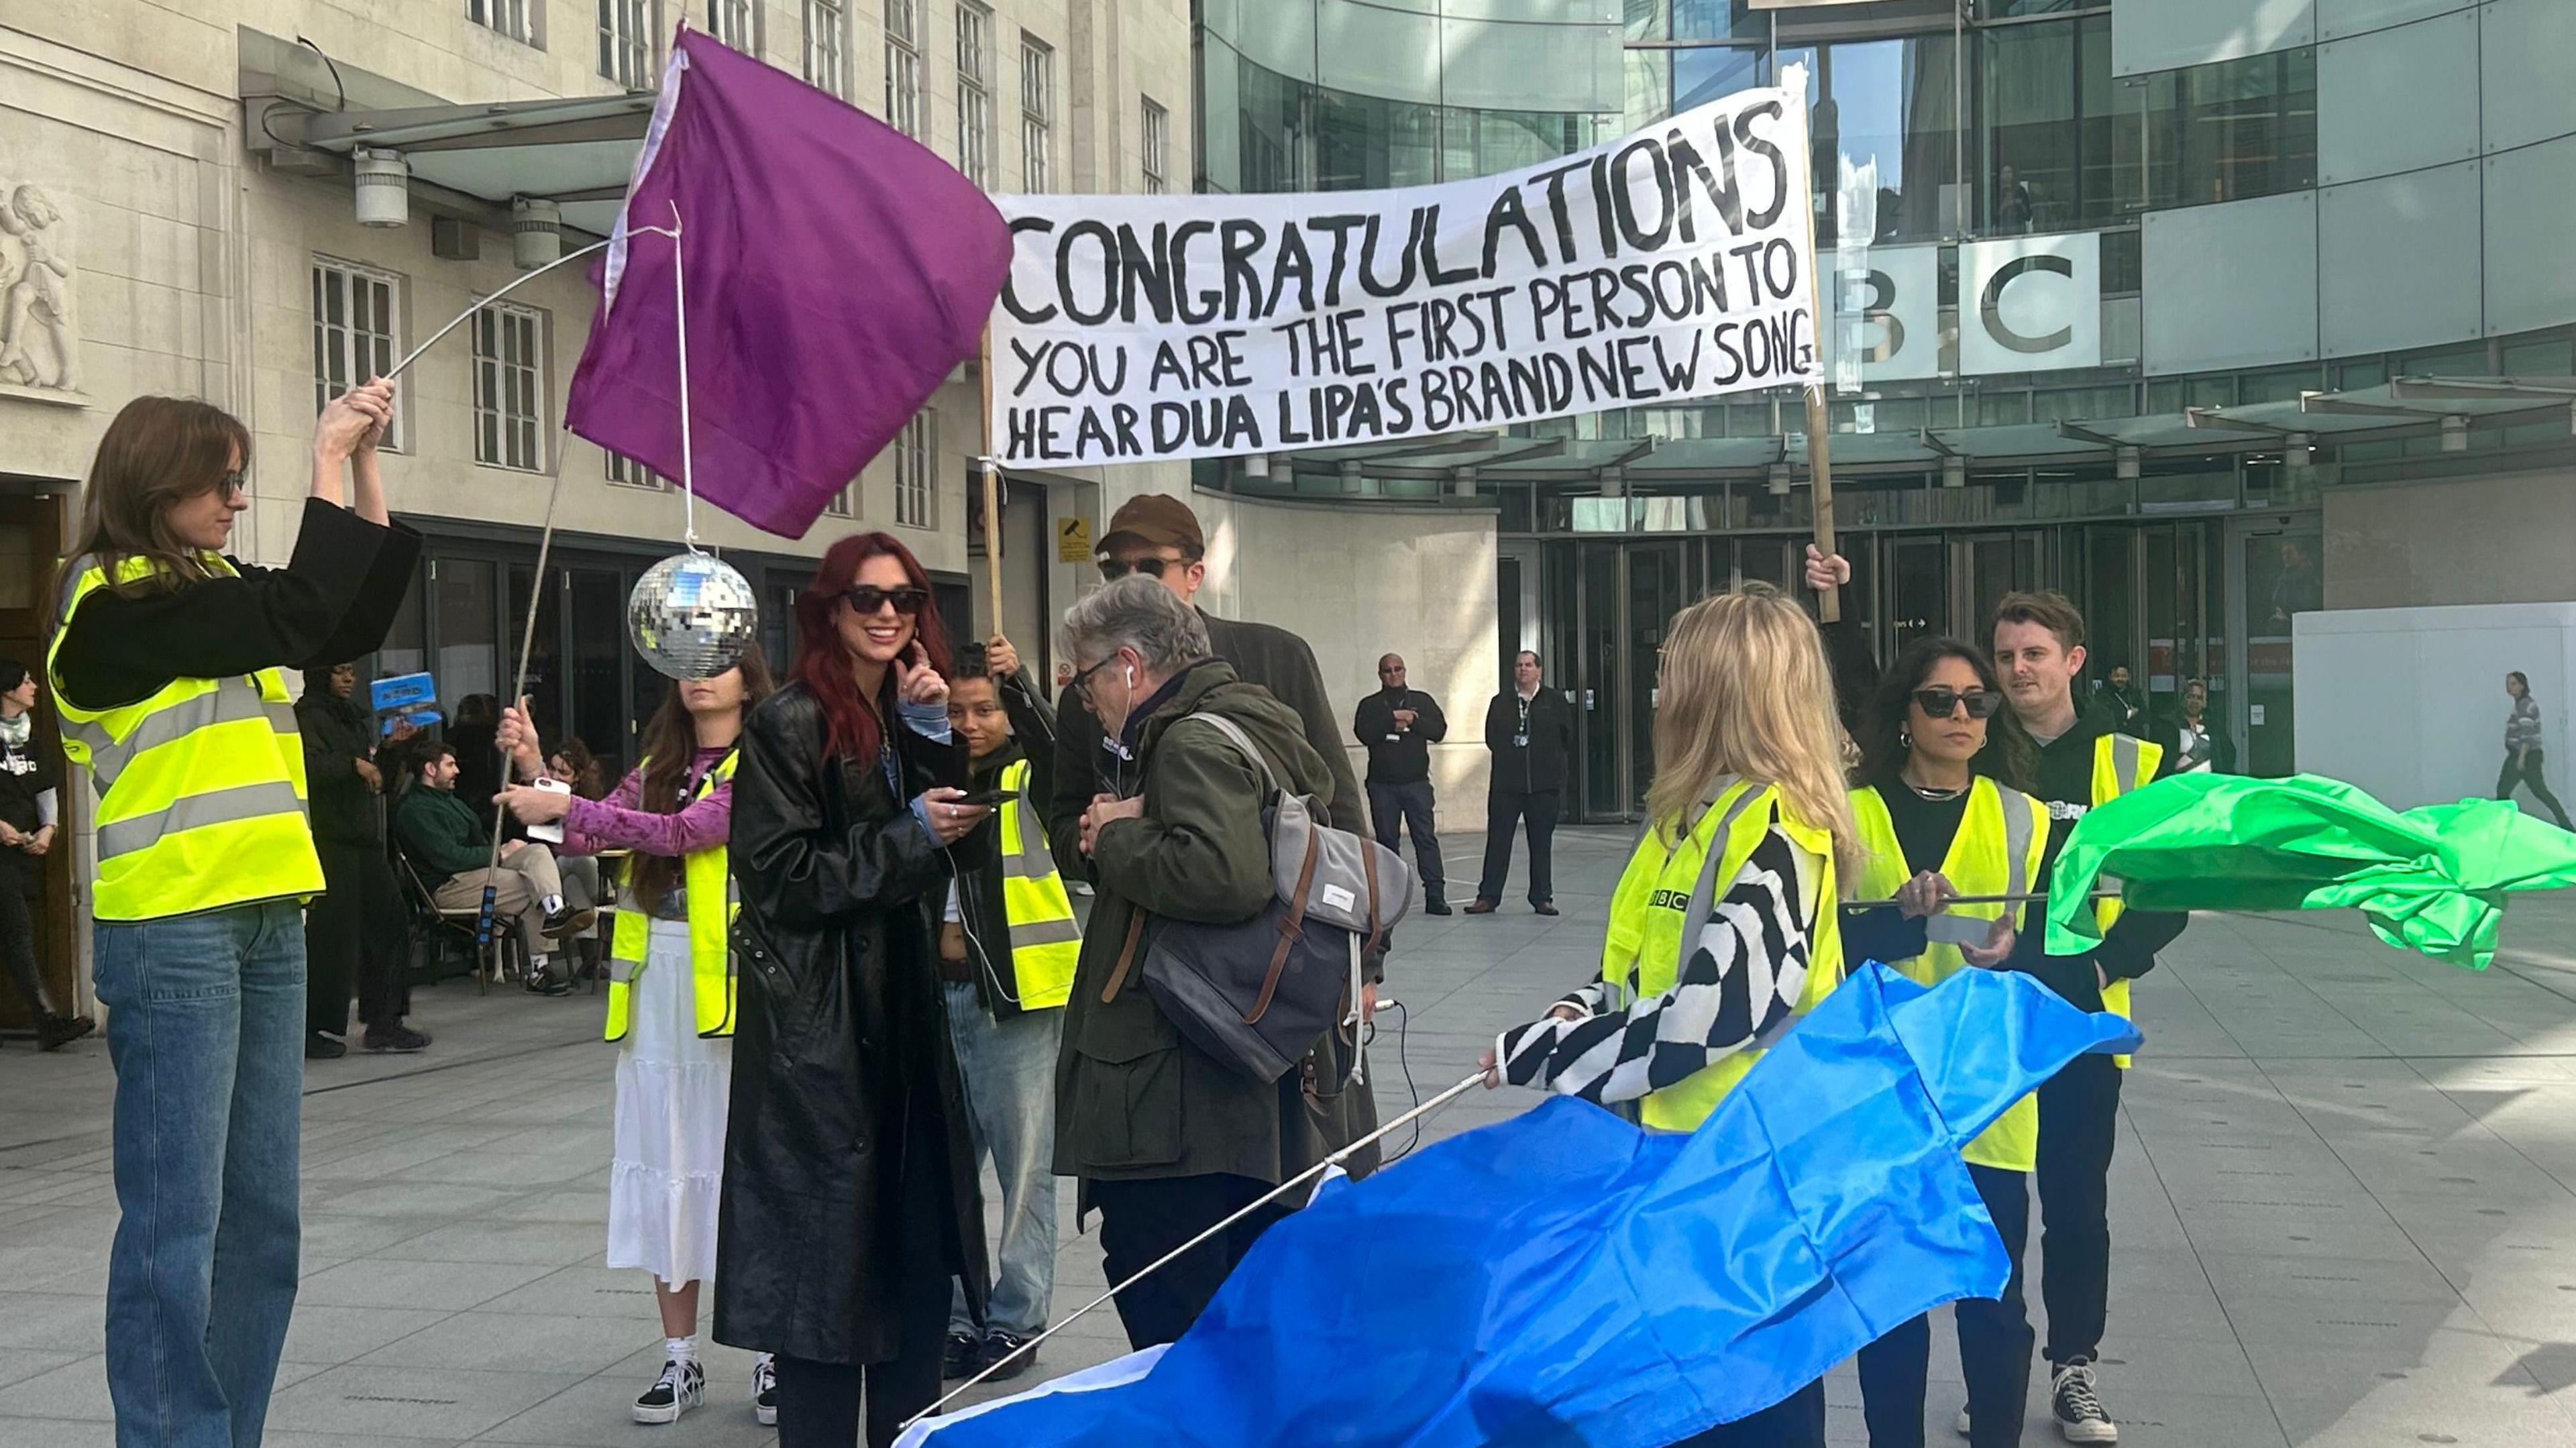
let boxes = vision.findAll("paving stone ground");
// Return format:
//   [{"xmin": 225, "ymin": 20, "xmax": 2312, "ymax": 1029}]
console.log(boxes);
[{"xmin": 0, "ymin": 824, "xmax": 2571, "ymax": 1445}]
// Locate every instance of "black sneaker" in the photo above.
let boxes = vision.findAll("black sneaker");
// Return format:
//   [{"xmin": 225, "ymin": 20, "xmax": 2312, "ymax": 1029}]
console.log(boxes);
[
  {"xmin": 941, "ymin": 1331, "xmax": 982, "ymax": 1380},
  {"xmin": 982, "ymin": 1329, "xmax": 1036, "ymax": 1382},
  {"xmin": 523, "ymin": 962, "xmax": 573, "ymax": 997},
  {"xmin": 2050, "ymin": 1357, "xmax": 2117, "ymax": 1444},
  {"xmin": 633, "ymin": 1357, "xmax": 704, "ymax": 1425},
  {"xmin": 37, "ymin": 1013, "xmax": 93, "ymax": 1051},
  {"xmin": 362, "ymin": 1024, "xmax": 432, "ymax": 1053},
  {"xmin": 751, "ymin": 1354, "xmax": 777, "ymax": 1427},
  {"xmin": 543, "ymin": 905, "xmax": 598, "ymax": 937},
  {"xmin": 1424, "ymin": 897, "xmax": 1453, "ymax": 917},
  {"xmin": 303, "ymin": 1031, "xmax": 346, "ymax": 1060}
]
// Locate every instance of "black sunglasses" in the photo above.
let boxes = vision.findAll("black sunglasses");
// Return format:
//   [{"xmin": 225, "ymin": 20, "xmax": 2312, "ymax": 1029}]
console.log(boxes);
[
  {"xmin": 843, "ymin": 585, "xmax": 928, "ymax": 617},
  {"xmin": 1912, "ymin": 687, "xmax": 2005, "ymax": 720},
  {"xmin": 1097, "ymin": 556, "xmax": 1179, "ymax": 581}
]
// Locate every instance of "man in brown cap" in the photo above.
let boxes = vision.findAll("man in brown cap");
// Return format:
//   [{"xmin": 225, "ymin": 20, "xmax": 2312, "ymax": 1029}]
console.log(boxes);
[{"xmin": 1043, "ymin": 492, "xmax": 1381, "ymax": 1169}]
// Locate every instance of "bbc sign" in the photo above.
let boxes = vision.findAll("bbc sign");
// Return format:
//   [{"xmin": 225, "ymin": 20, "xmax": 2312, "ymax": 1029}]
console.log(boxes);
[{"xmin": 1829, "ymin": 231, "xmax": 2102, "ymax": 384}]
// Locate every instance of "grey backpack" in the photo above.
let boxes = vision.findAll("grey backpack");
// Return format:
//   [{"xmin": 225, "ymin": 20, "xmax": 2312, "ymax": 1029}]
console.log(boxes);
[{"xmin": 1106, "ymin": 712, "xmax": 1413, "ymax": 1084}]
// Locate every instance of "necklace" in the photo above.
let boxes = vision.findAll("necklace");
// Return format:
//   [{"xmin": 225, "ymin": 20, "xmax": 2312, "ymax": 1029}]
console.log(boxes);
[{"xmin": 1900, "ymin": 771, "xmax": 1970, "ymax": 802}]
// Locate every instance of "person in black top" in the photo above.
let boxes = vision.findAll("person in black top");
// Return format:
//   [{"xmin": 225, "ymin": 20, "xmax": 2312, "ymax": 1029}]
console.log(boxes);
[
  {"xmin": 0, "ymin": 659, "xmax": 86, "ymax": 1050},
  {"xmin": 447, "ymin": 693, "xmax": 504, "ymax": 830},
  {"xmin": 50, "ymin": 384, "xmax": 419, "ymax": 1448},
  {"xmin": 1807, "ymin": 547, "xmax": 2182, "ymax": 1447},
  {"xmin": 1470, "ymin": 651, "xmax": 1574, "ymax": 916},
  {"xmin": 1353, "ymin": 653, "xmax": 1451, "ymax": 915},
  {"xmin": 1837, "ymin": 640, "xmax": 2043, "ymax": 1448},
  {"xmin": 297, "ymin": 661, "xmax": 427, "ymax": 1058}
]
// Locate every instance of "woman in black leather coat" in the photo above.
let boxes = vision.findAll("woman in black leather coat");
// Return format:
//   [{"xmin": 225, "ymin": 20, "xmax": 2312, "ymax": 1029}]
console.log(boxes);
[{"xmin": 715, "ymin": 533, "xmax": 994, "ymax": 1448}]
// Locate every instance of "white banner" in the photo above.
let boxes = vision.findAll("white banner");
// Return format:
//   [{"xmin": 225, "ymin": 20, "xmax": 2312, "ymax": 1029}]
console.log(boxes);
[{"xmin": 988, "ymin": 80, "xmax": 1818, "ymax": 467}]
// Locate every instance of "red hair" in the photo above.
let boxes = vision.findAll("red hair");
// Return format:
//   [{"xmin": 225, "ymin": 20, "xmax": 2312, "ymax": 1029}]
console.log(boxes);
[{"xmin": 791, "ymin": 532, "xmax": 953, "ymax": 764}]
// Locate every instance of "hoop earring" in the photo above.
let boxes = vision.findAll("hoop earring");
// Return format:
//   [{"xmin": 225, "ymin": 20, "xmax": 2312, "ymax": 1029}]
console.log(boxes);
[{"xmin": 1898, "ymin": 726, "xmax": 1912, "ymax": 750}]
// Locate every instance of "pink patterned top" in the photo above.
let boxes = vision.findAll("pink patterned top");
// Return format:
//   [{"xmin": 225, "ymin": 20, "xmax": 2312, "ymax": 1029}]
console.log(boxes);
[{"xmin": 560, "ymin": 744, "xmax": 733, "ymax": 860}]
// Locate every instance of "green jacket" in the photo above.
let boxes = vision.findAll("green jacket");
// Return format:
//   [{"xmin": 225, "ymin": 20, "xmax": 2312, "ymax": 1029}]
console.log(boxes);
[
  {"xmin": 394, "ymin": 784, "xmax": 490, "ymax": 885},
  {"xmin": 1053, "ymin": 661, "xmax": 1347, "ymax": 1186}
]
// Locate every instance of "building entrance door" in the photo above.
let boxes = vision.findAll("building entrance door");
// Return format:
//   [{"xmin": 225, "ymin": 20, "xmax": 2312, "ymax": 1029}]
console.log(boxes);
[
  {"xmin": 0, "ymin": 488, "xmax": 74, "ymax": 1027},
  {"xmin": 2227, "ymin": 518, "xmax": 2322, "ymax": 777}
]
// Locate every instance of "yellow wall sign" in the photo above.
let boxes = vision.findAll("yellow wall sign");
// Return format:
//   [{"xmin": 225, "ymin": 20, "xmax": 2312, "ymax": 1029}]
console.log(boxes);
[{"xmin": 1057, "ymin": 516, "xmax": 1093, "ymax": 563}]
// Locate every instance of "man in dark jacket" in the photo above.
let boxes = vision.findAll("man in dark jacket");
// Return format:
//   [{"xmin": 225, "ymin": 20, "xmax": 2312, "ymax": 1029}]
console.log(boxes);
[
  {"xmin": 1050, "ymin": 577, "xmax": 1344, "ymax": 1351},
  {"xmin": 1470, "ymin": 651, "xmax": 1574, "ymax": 915},
  {"xmin": 392, "ymin": 741, "xmax": 586, "ymax": 993},
  {"xmin": 1046, "ymin": 492, "xmax": 1380, "ymax": 1168},
  {"xmin": 297, "ymin": 663, "xmax": 425, "ymax": 1056},
  {"xmin": 1353, "ymin": 653, "xmax": 1450, "ymax": 915}
]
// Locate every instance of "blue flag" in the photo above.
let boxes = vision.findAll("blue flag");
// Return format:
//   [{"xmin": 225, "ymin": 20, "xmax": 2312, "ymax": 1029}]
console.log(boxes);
[{"xmin": 907, "ymin": 966, "xmax": 2139, "ymax": 1448}]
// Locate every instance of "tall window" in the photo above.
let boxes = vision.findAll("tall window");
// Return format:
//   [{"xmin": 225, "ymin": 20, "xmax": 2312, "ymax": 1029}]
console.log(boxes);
[
  {"xmin": 1142, "ymin": 97, "xmax": 1169, "ymax": 194},
  {"xmin": 884, "ymin": 0, "xmax": 924, "ymax": 137},
  {"xmin": 599, "ymin": 0, "xmax": 656, "ymax": 89},
  {"xmin": 957, "ymin": 5, "xmax": 995, "ymax": 186},
  {"xmin": 1020, "ymin": 36, "xmax": 1055, "ymax": 190},
  {"xmin": 708, "ymin": 0, "xmax": 755, "ymax": 51},
  {"xmin": 473, "ymin": 302, "xmax": 546, "ymax": 471},
  {"xmin": 313, "ymin": 260, "xmax": 403, "ymax": 451},
  {"xmin": 892, "ymin": 414, "xmax": 935, "ymax": 528},
  {"xmin": 804, "ymin": 0, "xmax": 847, "ymax": 97},
  {"xmin": 826, "ymin": 480, "xmax": 857, "ymax": 518},
  {"xmin": 468, "ymin": 0, "xmax": 534, "ymax": 44},
  {"xmin": 606, "ymin": 451, "xmax": 666, "ymax": 489}
]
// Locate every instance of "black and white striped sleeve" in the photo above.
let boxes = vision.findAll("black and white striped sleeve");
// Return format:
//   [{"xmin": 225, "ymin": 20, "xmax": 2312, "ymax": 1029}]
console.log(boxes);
[{"xmin": 1494, "ymin": 826, "xmax": 1815, "ymax": 1105}]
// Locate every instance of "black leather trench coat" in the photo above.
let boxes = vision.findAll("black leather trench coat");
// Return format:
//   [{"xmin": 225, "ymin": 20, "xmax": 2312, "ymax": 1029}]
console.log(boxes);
[{"xmin": 712, "ymin": 682, "xmax": 988, "ymax": 1365}]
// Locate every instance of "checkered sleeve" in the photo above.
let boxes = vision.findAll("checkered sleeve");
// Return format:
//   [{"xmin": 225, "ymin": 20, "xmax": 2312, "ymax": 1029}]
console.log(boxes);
[{"xmin": 1495, "ymin": 827, "xmax": 1814, "ymax": 1105}]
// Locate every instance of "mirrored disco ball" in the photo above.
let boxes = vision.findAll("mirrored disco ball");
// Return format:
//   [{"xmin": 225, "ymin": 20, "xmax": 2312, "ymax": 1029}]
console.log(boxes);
[{"xmin": 628, "ymin": 553, "xmax": 759, "ymax": 681}]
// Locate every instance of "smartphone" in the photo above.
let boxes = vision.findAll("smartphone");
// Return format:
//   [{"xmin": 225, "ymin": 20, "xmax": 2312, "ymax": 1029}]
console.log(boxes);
[{"xmin": 954, "ymin": 789, "xmax": 1020, "ymax": 807}]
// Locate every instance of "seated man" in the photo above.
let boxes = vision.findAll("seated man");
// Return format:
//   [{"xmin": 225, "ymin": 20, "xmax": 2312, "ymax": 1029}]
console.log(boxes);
[{"xmin": 393, "ymin": 740, "xmax": 590, "ymax": 995}]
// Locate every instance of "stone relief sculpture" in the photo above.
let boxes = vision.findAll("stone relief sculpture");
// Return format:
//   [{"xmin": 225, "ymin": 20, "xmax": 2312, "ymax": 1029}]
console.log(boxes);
[{"xmin": 0, "ymin": 183, "xmax": 78, "ymax": 393}]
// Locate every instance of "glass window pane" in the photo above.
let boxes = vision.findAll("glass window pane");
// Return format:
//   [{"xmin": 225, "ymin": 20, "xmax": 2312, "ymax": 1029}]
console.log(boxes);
[
  {"xmin": 433, "ymin": 559, "xmax": 499, "ymax": 709},
  {"xmin": 1674, "ymin": 46, "xmax": 1762, "ymax": 116},
  {"xmin": 1805, "ymin": 34, "xmax": 1959, "ymax": 247},
  {"xmin": 1982, "ymin": 20, "xmax": 2074, "ymax": 235},
  {"xmin": 1673, "ymin": 0, "xmax": 1764, "ymax": 42},
  {"xmin": 1625, "ymin": 49, "xmax": 1671, "ymax": 133}
]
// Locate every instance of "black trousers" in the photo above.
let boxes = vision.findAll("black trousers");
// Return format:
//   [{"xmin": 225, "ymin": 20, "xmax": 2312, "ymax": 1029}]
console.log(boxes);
[
  {"xmin": 1090, "ymin": 1172, "xmax": 1291, "ymax": 1351},
  {"xmin": 305, "ymin": 839, "xmax": 408, "ymax": 1036},
  {"xmin": 1366, "ymin": 780, "xmax": 1446, "ymax": 898},
  {"xmin": 2036, "ymin": 1051, "xmax": 2122, "ymax": 1365},
  {"xmin": 775, "ymin": 1122, "xmax": 955, "ymax": 1448},
  {"xmin": 1856, "ymin": 1164, "xmax": 2033, "ymax": 1448},
  {"xmin": 1665, "ymin": 1378, "xmax": 1826, "ymax": 1447},
  {"xmin": 0, "ymin": 860, "xmax": 50, "ymax": 1019},
  {"xmin": 2499, "ymin": 749, "xmax": 2572, "ymax": 828},
  {"xmin": 1477, "ymin": 788, "xmax": 1559, "ymax": 906}
]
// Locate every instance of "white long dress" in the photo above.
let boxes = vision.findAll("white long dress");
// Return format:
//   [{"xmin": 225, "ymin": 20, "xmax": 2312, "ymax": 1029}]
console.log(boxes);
[{"xmin": 604, "ymin": 915, "xmax": 732, "ymax": 1284}]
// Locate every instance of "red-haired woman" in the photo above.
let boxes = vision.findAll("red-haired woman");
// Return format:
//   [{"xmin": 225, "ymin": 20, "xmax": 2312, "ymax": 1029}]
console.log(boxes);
[{"xmin": 715, "ymin": 533, "xmax": 994, "ymax": 1447}]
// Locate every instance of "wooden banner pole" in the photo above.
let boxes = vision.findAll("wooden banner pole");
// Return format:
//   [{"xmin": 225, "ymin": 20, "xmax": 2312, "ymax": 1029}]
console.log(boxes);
[
  {"xmin": 1794, "ymin": 88, "xmax": 1841, "ymax": 624},
  {"xmin": 978, "ymin": 326, "xmax": 1004, "ymax": 640}
]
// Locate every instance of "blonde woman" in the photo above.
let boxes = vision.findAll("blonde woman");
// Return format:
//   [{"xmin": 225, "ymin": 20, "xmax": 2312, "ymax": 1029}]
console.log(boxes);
[{"xmin": 1485, "ymin": 582, "xmax": 1857, "ymax": 1448}]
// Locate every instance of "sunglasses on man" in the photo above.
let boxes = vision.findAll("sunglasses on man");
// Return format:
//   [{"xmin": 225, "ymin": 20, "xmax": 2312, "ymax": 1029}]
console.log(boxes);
[
  {"xmin": 843, "ymin": 585, "xmax": 928, "ymax": 617},
  {"xmin": 1911, "ymin": 687, "xmax": 2005, "ymax": 720},
  {"xmin": 1096, "ymin": 555, "xmax": 1179, "ymax": 581}
]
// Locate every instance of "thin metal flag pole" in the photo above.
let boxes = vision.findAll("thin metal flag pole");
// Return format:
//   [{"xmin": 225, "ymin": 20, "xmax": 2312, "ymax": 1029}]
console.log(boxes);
[
  {"xmin": 474, "ymin": 429, "xmax": 574, "ymax": 988},
  {"xmin": 906, "ymin": 1069, "xmax": 1491, "ymax": 1431},
  {"xmin": 1845, "ymin": 887, "xmax": 2122, "ymax": 911},
  {"xmin": 386, "ymin": 239, "xmax": 611, "ymax": 382}
]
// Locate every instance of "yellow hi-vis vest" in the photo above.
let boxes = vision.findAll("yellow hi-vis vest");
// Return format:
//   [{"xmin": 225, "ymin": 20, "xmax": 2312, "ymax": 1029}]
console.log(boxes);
[
  {"xmin": 2088, "ymin": 731, "xmax": 2162, "ymax": 1068},
  {"xmin": 1849, "ymin": 777, "xmax": 2049, "ymax": 1171},
  {"xmin": 994, "ymin": 758, "xmax": 1079, "ymax": 1011},
  {"xmin": 605, "ymin": 750, "xmax": 739, "ymax": 1042},
  {"xmin": 1601, "ymin": 777, "xmax": 1843, "ymax": 1133},
  {"xmin": 46, "ymin": 554, "xmax": 321, "ymax": 922}
]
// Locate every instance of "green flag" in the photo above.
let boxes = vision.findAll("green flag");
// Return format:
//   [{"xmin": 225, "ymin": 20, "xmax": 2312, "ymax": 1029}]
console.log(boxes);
[{"xmin": 2045, "ymin": 773, "xmax": 2576, "ymax": 969}]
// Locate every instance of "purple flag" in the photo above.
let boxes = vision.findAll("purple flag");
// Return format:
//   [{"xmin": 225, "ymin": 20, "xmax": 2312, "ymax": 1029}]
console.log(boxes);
[{"xmin": 566, "ymin": 25, "xmax": 1010, "ymax": 538}]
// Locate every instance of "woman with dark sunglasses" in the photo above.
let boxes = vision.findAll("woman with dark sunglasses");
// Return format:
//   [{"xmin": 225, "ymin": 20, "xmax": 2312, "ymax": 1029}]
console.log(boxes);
[
  {"xmin": 1839, "ymin": 637, "xmax": 2049, "ymax": 1448},
  {"xmin": 715, "ymin": 532, "xmax": 992, "ymax": 1447}
]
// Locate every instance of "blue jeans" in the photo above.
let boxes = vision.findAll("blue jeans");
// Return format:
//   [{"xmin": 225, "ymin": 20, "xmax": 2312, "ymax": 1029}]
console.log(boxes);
[
  {"xmin": 93, "ymin": 900, "xmax": 306, "ymax": 1448},
  {"xmin": 942, "ymin": 981, "xmax": 1061, "ymax": 1337}
]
